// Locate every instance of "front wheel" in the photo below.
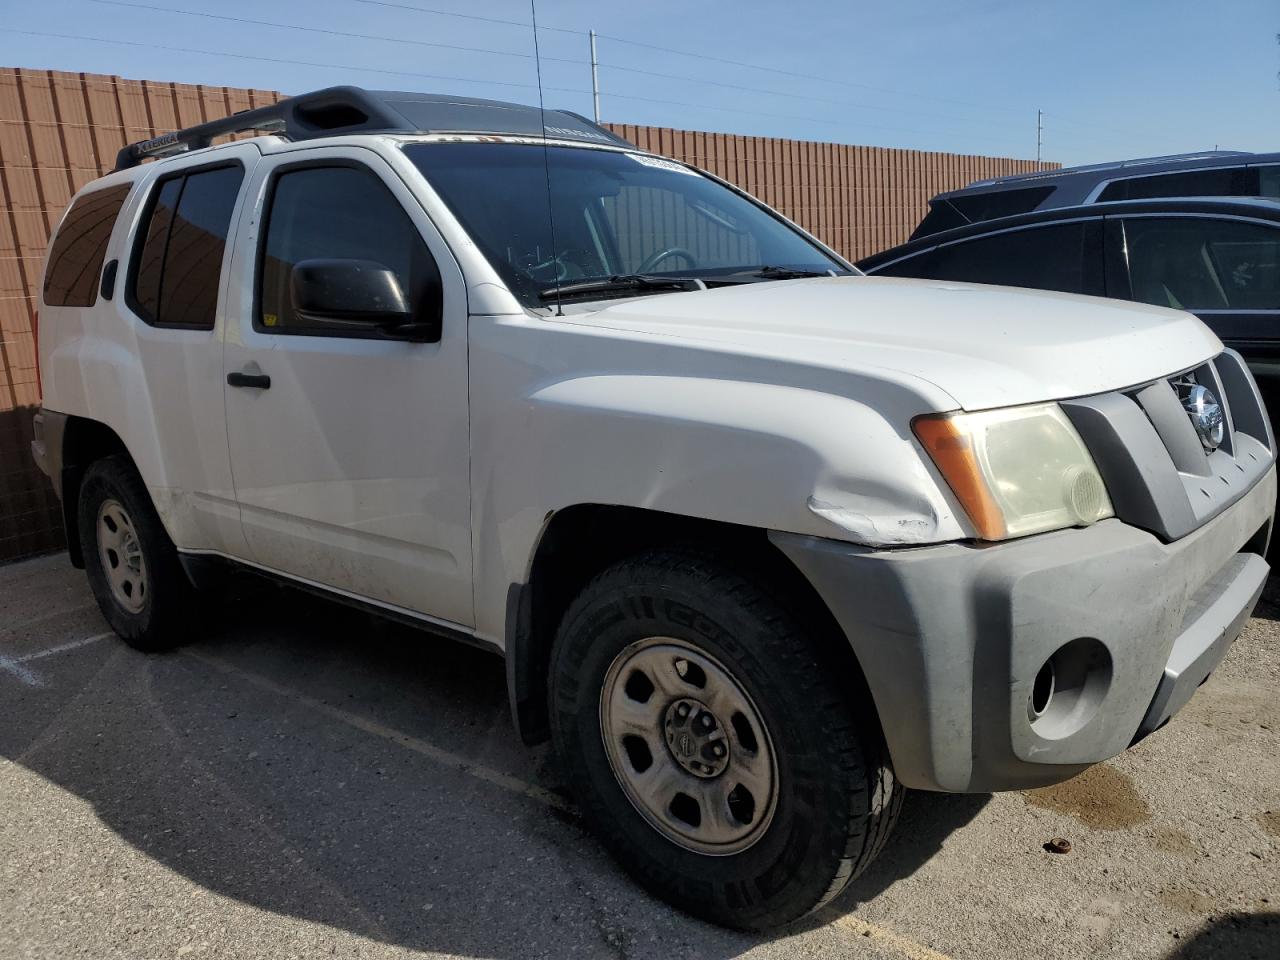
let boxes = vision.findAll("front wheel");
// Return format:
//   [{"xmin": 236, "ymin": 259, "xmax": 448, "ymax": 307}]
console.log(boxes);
[{"xmin": 549, "ymin": 550, "xmax": 902, "ymax": 930}]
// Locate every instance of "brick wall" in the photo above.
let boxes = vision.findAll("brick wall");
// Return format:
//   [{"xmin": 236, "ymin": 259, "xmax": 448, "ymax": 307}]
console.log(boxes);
[
  {"xmin": 0, "ymin": 67, "xmax": 1056, "ymax": 562},
  {"xmin": 0, "ymin": 69, "xmax": 282, "ymax": 561},
  {"xmin": 607, "ymin": 123, "xmax": 1053, "ymax": 264}
]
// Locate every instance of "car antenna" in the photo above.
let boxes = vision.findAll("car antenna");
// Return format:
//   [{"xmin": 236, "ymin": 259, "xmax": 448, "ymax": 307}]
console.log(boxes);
[{"xmin": 530, "ymin": 0, "xmax": 564, "ymax": 317}]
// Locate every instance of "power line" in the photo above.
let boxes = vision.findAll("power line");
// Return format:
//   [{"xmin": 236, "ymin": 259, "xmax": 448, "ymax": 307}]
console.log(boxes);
[
  {"xmin": 596, "ymin": 34, "xmax": 1183, "ymax": 152},
  {"xmin": 589, "ymin": 31, "xmax": 1029, "ymax": 118},
  {"xmin": 598, "ymin": 62, "xmax": 1025, "ymax": 141},
  {"xmin": 603, "ymin": 91, "xmax": 839, "ymax": 128},
  {"xmin": 0, "ymin": 27, "xmax": 914, "ymax": 137},
  {"xmin": 19, "ymin": 4, "xmax": 1065, "ymax": 155},
  {"xmin": 0, "ymin": 27, "xmax": 583, "ymax": 93},
  {"xmin": 1042, "ymin": 111, "xmax": 1186, "ymax": 150},
  {"xmin": 52, "ymin": 0, "xmax": 1190, "ymax": 161},
  {"xmin": 600, "ymin": 90, "xmax": 1031, "ymax": 145},
  {"xmin": 353, "ymin": 0, "xmax": 580, "ymax": 35},
  {"xmin": 350, "ymin": 0, "xmax": 1034, "ymax": 121},
  {"xmin": 88, "ymin": 0, "xmax": 588, "ymax": 66},
  {"xmin": 0, "ymin": 27, "xmax": 844, "ymax": 135},
  {"xmin": 147, "ymin": 0, "xmax": 1106, "ymax": 154},
  {"xmin": 82, "ymin": 0, "xmax": 1018, "ymax": 144}
]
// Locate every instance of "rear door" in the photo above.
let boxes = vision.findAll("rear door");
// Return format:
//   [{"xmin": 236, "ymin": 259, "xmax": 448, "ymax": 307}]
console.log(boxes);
[
  {"xmin": 221, "ymin": 146, "xmax": 473, "ymax": 627},
  {"xmin": 1107, "ymin": 214, "xmax": 1280, "ymax": 388},
  {"xmin": 117, "ymin": 145, "xmax": 258, "ymax": 555}
]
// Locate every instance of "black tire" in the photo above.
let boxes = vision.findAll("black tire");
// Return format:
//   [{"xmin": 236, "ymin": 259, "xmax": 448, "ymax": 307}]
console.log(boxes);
[
  {"xmin": 78, "ymin": 454, "xmax": 197, "ymax": 652},
  {"xmin": 549, "ymin": 549, "xmax": 902, "ymax": 931}
]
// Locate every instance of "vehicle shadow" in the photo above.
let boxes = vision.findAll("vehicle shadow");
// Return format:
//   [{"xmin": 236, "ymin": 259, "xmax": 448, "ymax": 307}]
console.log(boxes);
[
  {"xmin": 834, "ymin": 789, "xmax": 989, "ymax": 904},
  {"xmin": 1161, "ymin": 910, "xmax": 1280, "ymax": 959},
  {"xmin": 4, "ymin": 571, "xmax": 985, "ymax": 958},
  {"xmin": 1251, "ymin": 569, "xmax": 1280, "ymax": 622}
]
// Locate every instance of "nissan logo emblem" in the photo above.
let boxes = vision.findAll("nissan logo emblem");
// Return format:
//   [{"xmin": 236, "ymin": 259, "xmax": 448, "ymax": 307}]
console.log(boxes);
[{"xmin": 1182, "ymin": 384, "xmax": 1225, "ymax": 452}]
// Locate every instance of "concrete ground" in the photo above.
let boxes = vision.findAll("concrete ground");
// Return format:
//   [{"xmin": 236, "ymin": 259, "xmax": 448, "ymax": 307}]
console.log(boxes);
[{"xmin": 0, "ymin": 552, "xmax": 1277, "ymax": 960}]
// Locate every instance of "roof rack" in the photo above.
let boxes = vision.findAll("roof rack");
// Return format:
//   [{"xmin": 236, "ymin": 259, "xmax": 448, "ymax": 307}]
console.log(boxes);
[
  {"xmin": 966, "ymin": 150, "xmax": 1253, "ymax": 189},
  {"xmin": 114, "ymin": 85, "xmax": 633, "ymax": 171}
]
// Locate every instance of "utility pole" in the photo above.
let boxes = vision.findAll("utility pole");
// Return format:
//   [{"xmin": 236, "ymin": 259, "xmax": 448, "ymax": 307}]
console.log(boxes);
[
  {"xmin": 590, "ymin": 30, "xmax": 601, "ymax": 123},
  {"xmin": 1036, "ymin": 109, "xmax": 1043, "ymax": 163}
]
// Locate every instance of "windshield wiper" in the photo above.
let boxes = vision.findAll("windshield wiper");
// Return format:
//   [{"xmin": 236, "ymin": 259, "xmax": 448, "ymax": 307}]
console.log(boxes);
[
  {"xmin": 733, "ymin": 265, "xmax": 834, "ymax": 280},
  {"xmin": 538, "ymin": 275, "xmax": 704, "ymax": 301}
]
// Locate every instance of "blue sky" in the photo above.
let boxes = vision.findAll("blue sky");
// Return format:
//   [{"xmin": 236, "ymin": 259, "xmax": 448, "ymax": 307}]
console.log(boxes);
[{"xmin": 2, "ymin": 0, "xmax": 1276, "ymax": 166}]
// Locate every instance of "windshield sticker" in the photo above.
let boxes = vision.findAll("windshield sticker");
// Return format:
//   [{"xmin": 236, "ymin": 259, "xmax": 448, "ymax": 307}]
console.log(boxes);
[{"xmin": 627, "ymin": 153, "xmax": 699, "ymax": 176}]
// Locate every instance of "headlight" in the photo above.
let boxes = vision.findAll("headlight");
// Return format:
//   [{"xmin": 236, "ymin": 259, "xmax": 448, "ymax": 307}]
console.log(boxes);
[{"xmin": 913, "ymin": 403, "xmax": 1113, "ymax": 541}]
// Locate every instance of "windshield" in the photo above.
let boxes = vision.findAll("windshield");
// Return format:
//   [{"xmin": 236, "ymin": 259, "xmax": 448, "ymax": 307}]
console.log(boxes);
[{"xmin": 403, "ymin": 142, "xmax": 849, "ymax": 307}]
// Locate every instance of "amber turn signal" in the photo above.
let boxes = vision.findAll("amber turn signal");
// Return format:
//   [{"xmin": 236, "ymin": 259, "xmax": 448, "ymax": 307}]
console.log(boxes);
[{"xmin": 913, "ymin": 413, "xmax": 1008, "ymax": 540}]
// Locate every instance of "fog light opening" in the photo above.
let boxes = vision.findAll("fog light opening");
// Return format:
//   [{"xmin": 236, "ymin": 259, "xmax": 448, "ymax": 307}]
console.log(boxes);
[
  {"xmin": 1028, "ymin": 637, "xmax": 1113, "ymax": 741},
  {"xmin": 1029, "ymin": 659, "xmax": 1056, "ymax": 720}
]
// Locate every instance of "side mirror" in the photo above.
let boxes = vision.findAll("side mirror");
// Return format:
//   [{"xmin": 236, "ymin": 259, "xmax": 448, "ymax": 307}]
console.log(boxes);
[{"xmin": 289, "ymin": 259, "xmax": 439, "ymax": 341}]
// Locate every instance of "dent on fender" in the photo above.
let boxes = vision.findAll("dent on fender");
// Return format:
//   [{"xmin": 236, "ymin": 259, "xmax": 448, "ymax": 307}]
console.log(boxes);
[{"xmin": 807, "ymin": 494, "xmax": 940, "ymax": 546}]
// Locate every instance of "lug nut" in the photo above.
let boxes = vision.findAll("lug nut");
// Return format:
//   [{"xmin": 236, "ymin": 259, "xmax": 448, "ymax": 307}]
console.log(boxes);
[{"xmin": 1045, "ymin": 837, "xmax": 1072, "ymax": 855}]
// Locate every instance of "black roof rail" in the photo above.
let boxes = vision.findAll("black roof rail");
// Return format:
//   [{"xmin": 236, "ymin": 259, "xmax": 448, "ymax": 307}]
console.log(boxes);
[
  {"xmin": 114, "ymin": 85, "xmax": 633, "ymax": 171},
  {"xmin": 966, "ymin": 150, "xmax": 1254, "ymax": 189}
]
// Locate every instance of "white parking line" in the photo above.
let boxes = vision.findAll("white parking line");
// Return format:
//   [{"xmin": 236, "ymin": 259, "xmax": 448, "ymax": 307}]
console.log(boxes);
[
  {"xmin": 0, "ymin": 657, "xmax": 43, "ymax": 686},
  {"xmin": 0, "ymin": 632, "xmax": 114, "ymax": 687},
  {"xmin": 187, "ymin": 648, "xmax": 956, "ymax": 960},
  {"xmin": 14, "ymin": 633, "xmax": 115, "ymax": 663}
]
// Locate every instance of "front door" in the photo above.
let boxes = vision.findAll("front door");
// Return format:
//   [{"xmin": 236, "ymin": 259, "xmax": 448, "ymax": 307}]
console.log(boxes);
[{"xmin": 222, "ymin": 147, "xmax": 473, "ymax": 627}]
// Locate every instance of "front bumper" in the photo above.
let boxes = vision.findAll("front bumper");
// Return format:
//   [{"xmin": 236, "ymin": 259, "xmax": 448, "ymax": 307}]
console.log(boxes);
[{"xmin": 772, "ymin": 465, "xmax": 1275, "ymax": 793}]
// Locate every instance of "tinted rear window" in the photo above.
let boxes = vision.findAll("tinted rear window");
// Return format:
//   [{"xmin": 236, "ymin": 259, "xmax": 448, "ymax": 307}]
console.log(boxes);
[
  {"xmin": 948, "ymin": 186, "xmax": 1055, "ymax": 223},
  {"xmin": 910, "ymin": 186, "xmax": 1055, "ymax": 239},
  {"xmin": 42, "ymin": 184, "xmax": 131, "ymax": 307},
  {"xmin": 1097, "ymin": 167, "xmax": 1241, "ymax": 202},
  {"xmin": 909, "ymin": 202, "xmax": 968, "ymax": 239}
]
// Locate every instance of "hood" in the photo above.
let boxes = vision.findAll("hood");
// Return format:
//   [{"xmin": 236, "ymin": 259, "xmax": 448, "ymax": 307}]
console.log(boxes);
[{"xmin": 575, "ymin": 276, "xmax": 1221, "ymax": 411}]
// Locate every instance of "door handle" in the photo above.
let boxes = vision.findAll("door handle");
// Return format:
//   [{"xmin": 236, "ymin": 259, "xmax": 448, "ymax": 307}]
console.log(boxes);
[{"xmin": 227, "ymin": 371, "xmax": 271, "ymax": 389}]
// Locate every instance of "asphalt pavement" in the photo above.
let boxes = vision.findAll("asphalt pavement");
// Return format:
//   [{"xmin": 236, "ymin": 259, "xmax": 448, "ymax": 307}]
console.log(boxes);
[{"xmin": 1, "ymin": 551, "xmax": 1277, "ymax": 960}]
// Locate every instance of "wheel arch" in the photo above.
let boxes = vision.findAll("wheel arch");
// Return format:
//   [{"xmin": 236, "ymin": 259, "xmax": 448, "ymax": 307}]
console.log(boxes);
[
  {"xmin": 505, "ymin": 503, "xmax": 876, "ymax": 747},
  {"xmin": 57, "ymin": 416, "xmax": 133, "ymax": 567}
]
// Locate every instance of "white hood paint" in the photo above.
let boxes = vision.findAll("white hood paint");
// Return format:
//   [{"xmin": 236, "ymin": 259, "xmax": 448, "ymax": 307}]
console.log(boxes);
[{"xmin": 578, "ymin": 275, "xmax": 1221, "ymax": 411}]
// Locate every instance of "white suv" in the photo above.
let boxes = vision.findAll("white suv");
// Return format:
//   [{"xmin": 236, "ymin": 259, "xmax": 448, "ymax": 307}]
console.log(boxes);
[{"xmin": 32, "ymin": 86, "xmax": 1277, "ymax": 930}]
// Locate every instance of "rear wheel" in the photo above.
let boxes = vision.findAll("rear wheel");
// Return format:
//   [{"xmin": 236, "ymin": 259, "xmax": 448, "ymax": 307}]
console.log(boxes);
[
  {"xmin": 549, "ymin": 550, "xmax": 901, "ymax": 930},
  {"xmin": 78, "ymin": 455, "xmax": 196, "ymax": 652}
]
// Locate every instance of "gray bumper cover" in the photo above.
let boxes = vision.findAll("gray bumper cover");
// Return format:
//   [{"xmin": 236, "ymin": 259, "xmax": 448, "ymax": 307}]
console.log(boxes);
[{"xmin": 772, "ymin": 466, "xmax": 1275, "ymax": 793}]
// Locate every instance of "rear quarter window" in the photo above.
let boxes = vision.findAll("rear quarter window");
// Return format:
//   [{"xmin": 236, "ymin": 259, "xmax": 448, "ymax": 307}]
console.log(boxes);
[
  {"xmin": 1097, "ymin": 167, "xmax": 1243, "ymax": 202},
  {"xmin": 42, "ymin": 183, "xmax": 132, "ymax": 307},
  {"xmin": 910, "ymin": 186, "xmax": 1055, "ymax": 240},
  {"xmin": 947, "ymin": 186, "xmax": 1056, "ymax": 223}
]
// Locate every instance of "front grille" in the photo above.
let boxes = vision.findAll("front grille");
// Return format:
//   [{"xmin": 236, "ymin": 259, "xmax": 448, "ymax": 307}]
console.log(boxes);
[{"xmin": 1061, "ymin": 349, "xmax": 1274, "ymax": 542}]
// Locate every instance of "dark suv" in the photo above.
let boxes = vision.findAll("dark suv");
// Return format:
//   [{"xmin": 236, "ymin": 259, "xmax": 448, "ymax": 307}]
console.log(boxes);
[
  {"xmin": 858, "ymin": 196, "xmax": 1280, "ymax": 422},
  {"xmin": 911, "ymin": 150, "xmax": 1280, "ymax": 240}
]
